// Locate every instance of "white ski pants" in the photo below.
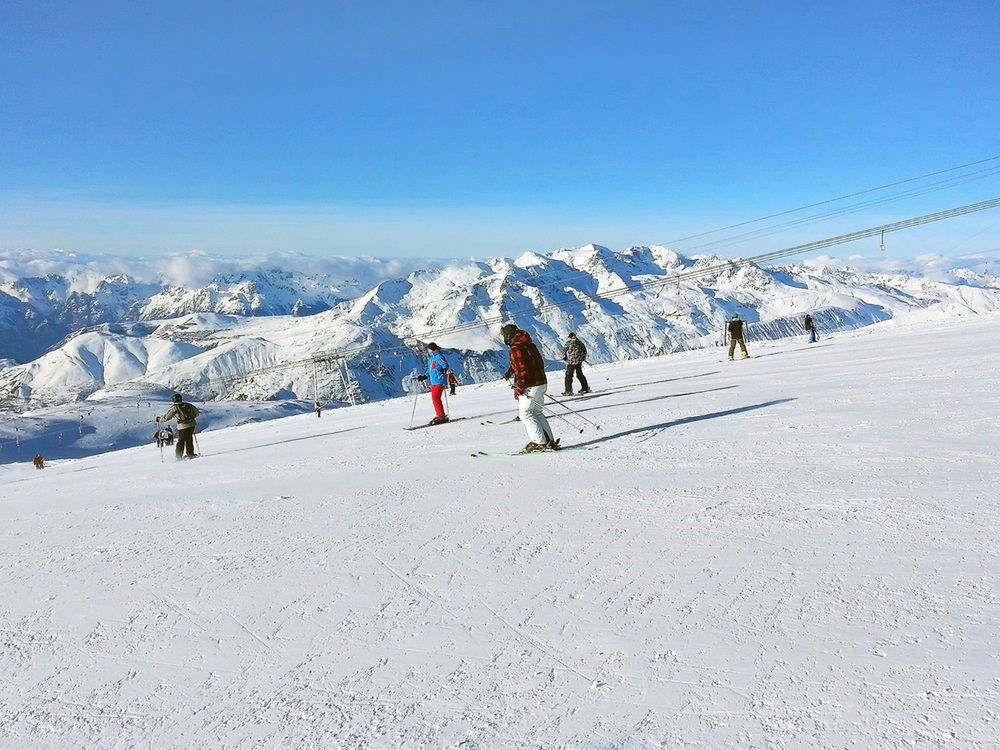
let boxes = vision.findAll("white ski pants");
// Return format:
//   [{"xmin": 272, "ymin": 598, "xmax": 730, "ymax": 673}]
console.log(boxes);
[{"xmin": 518, "ymin": 384, "xmax": 553, "ymax": 444}]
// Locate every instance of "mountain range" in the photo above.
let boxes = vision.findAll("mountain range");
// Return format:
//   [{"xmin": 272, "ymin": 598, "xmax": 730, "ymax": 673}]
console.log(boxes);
[{"xmin": 1, "ymin": 245, "xmax": 997, "ymax": 413}]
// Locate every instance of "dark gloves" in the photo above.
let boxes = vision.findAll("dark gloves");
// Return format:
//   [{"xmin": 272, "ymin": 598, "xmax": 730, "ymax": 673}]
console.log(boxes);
[{"xmin": 416, "ymin": 375, "xmax": 428, "ymax": 382}]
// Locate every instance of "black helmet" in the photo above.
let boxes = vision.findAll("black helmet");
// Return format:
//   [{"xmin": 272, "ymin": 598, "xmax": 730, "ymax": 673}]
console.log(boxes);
[
  {"xmin": 500, "ymin": 323, "xmax": 518, "ymax": 344},
  {"xmin": 426, "ymin": 342, "xmax": 439, "ymax": 351},
  {"xmin": 568, "ymin": 332, "xmax": 577, "ymax": 338},
  {"xmin": 172, "ymin": 393, "xmax": 183, "ymax": 403}
]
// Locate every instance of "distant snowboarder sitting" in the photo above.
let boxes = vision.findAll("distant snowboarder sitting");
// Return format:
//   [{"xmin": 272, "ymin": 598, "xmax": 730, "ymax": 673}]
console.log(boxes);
[
  {"xmin": 501, "ymin": 323, "xmax": 558, "ymax": 452},
  {"xmin": 562, "ymin": 332, "xmax": 591, "ymax": 395},
  {"xmin": 417, "ymin": 343, "xmax": 450, "ymax": 426},
  {"xmin": 804, "ymin": 314, "xmax": 819, "ymax": 343},
  {"xmin": 447, "ymin": 371, "xmax": 459, "ymax": 396},
  {"xmin": 32, "ymin": 454, "xmax": 45, "ymax": 469},
  {"xmin": 158, "ymin": 393, "xmax": 200, "ymax": 460},
  {"xmin": 727, "ymin": 314, "xmax": 750, "ymax": 360}
]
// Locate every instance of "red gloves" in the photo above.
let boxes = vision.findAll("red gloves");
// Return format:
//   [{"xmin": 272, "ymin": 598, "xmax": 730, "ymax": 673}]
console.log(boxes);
[{"xmin": 513, "ymin": 387, "xmax": 523, "ymax": 398}]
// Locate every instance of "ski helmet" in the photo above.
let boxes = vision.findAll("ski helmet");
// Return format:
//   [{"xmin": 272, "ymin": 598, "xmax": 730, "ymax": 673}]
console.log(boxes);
[
  {"xmin": 500, "ymin": 323, "xmax": 518, "ymax": 344},
  {"xmin": 426, "ymin": 342, "xmax": 439, "ymax": 351},
  {"xmin": 172, "ymin": 393, "xmax": 183, "ymax": 403},
  {"xmin": 731, "ymin": 313, "xmax": 739, "ymax": 320}
]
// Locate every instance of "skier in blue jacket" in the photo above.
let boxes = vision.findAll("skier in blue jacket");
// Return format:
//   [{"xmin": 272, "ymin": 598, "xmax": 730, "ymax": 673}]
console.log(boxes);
[{"xmin": 416, "ymin": 343, "xmax": 450, "ymax": 425}]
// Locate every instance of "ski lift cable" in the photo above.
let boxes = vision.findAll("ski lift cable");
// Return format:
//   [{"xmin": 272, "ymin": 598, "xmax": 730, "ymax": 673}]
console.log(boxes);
[
  {"xmin": 665, "ymin": 154, "xmax": 1000, "ymax": 246},
  {"xmin": 667, "ymin": 165, "xmax": 1000, "ymax": 256},
  {"xmin": 167, "ymin": 197, "xmax": 1000, "ymax": 394}
]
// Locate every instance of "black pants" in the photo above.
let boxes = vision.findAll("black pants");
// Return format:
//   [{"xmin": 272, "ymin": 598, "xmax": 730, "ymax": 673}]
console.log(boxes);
[
  {"xmin": 564, "ymin": 363, "xmax": 589, "ymax": 392},
  {"xmin": 176, "ymin": 426, "xmax": 196, "ymax": 458},
  {"xmin": 449, "ymin": 384, "xmax": 457, "ymax": 396}
]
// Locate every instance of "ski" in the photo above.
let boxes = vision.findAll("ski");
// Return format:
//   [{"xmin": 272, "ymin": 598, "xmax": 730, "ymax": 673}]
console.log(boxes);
[
  {"xmin": 403, "ymin": 417, "xmax": 467, "ymax": 432},
  {"xmin": 480, "ymin": 416, "xmax": 520, "ymax": 426},
  {"xmin": 471, "ymin": 446, "xmax": 597, "ymax": 457}
]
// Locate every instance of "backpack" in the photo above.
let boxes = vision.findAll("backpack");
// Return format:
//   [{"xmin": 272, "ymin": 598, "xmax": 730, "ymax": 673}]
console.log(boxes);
[{"xmin": 178, "ymin": 402, "xmax": 199, "ymax": 422}]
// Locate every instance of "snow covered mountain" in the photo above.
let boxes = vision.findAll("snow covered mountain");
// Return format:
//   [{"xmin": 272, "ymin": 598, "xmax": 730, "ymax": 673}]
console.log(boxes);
[
  {"xmin": 1, "ymin": 245, "xmax": 997, "ymax": 412},
  {"xmin": 0, "ymin": 250, "xmax": 436, "ymax": 363}
]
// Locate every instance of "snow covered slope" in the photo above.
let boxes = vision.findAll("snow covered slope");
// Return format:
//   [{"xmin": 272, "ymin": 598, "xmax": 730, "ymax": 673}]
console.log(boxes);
[
  {"xmin": 2, "ymin": 314, "xmax": 998, "ymax": 748},
  {"xmin": 2, "ymin": 247, "xmax": 998, "ymax": 413}
]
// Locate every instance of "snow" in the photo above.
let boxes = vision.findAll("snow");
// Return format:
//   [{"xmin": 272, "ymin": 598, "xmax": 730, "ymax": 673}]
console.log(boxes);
[{"xmin": 1, "ymin": 314, "xmax": 998, "ymax": 748}]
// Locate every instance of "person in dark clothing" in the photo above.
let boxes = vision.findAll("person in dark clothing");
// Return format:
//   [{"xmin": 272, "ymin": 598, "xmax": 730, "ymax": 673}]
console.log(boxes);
[
  {"xmin": 158, "ymin": 393, "xmax": 200, "ymax": 460},
  {"xmin": 32, "ymin": 454, "xmax": 45, "ymax": 469},
  {"xmin": 804, "ymin": 314, "xmax": 818, "ymax": 343},
  {"xmin": 562, "ymin": 332, "xmax": 591, "ymax": 395},
  {"xmin": 314, "ymin": 400, "xmax": 323, "ymax": 418},
  {"xmin": 727, "ymin": 314, "xmax": 750, "ymax": 360},
  {"xmin": 501, "ymin": 323, "xmax": 557, "ymax": 452},
  {"xmin": 447, "ymin": 370, "xmax": 459, "ymax": 396}
]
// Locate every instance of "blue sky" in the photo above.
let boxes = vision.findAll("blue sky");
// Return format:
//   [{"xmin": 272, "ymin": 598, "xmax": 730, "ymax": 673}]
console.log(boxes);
[{"xmin": 1, "ymin": 0, "xmax": 998, "ymax": 259}]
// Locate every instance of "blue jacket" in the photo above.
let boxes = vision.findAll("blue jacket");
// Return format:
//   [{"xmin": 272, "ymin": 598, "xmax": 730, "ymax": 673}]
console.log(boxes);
[{"xmin": 426, "ymin": 351, "xmax": 449, "ymax": 385}]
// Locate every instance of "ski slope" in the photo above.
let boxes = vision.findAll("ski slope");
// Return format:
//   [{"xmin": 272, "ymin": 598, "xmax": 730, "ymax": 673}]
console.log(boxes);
[{"xmin": 2, "ymin": 315, "xmax": 998, "ymax": 748}]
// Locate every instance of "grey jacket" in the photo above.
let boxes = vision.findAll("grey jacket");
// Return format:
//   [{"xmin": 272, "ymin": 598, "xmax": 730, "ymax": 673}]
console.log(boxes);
[
  {"xmin": 160, "ymin": 401, "xmax": 199, "ymax": 429},
  {"xmin": 563, "ymin": 337, "xmax": 587, "ymax": 365}
]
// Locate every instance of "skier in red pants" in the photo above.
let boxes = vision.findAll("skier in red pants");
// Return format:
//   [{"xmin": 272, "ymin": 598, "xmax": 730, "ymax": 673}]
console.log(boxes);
[{"xmin": 416, "ymin": 342, "xmax": 450, "ymax": 426}]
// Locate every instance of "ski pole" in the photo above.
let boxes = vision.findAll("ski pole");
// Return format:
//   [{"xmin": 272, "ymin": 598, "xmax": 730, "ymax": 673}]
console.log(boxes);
[
  {"xmin": 155, "ymin": 419, "xmax": 163, "ymax": 463},
  {"xmin": 545, "ymin": 392, "xmax": 601, "ymax": 430},
  {"xmin": 194, "ymin": 433, "xmax": 203, "ymax": 457},
  {"xmin": 409, "ymin": 390, "xmax": 420, "ymax": 429},
  {"xmin": 543, "ymin": 405, "xmax": 583, "ymax": 434}
]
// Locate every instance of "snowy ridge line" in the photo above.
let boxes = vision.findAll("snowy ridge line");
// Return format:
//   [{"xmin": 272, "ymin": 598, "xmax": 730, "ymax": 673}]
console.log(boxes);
[{"xmin": 160, "ymin": 198, "xmax": 1000, "ymax": 394}]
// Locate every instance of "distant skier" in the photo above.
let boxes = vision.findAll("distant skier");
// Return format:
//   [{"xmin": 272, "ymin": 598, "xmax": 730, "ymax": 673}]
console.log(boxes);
[
  {"xmin": 562, "ymin": 332, "xmax": 591, "ymax": 395},
  {"xmin": 727, "ymin": 313, "xmax": 750, "ymax": 360},
  {"xmin": 416, "ymin": 343, "xmax": 450, "ymax": 426},
  {"xmin": 157, "ymin": 393, "xmax": 200, "ymax": 460},
  {"xmin": 32, "ymin": 454, "xmax": 45, "ymax": 469},
  {"xmin": 501, "ymin": 323, "xmax": 558, "ymax": 452},
  {"xmin": 804, "ymin": 314, "xmax": 819, "ymax": 343},
  {"xmin": 162, "ymin": 426, "xmax": 174, "ymax": 445},
  {"xmin": 447, "ymin": 370, "xmax": 459, "ymax": 396},
  {"xmin": 314, "ymin": 400, "xmax": 323, "ymax": 418}
]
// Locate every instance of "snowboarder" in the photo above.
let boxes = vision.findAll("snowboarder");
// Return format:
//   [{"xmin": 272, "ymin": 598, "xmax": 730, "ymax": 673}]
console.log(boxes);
[
  {"xmin": 32, "ymin": 454, "xmax": 45, "ymax": 469},
  {"xmin": 416, "ymin": 343, "xmax": 450, "ymax": 425},
  {"xmin": 157, "ymin": 393, "xmax": 200, "ymax": 460},
  {"xmin": 501, "ymin": 323, "xmax": 558, "ymax": 452},
  {"xmin": 727, "ymin": 313, "xmax": 750, "ymax": 360},
  {"xmin": 562, "ymin": 332, "xmax": 591, "ymax": 395},
  {"xmin": 447, "ymin": 370, "xmax": 459, "ymax": 396},
  {"xmin": 804, "ymin": 314, "xmax": 819, "ymax": 343}
]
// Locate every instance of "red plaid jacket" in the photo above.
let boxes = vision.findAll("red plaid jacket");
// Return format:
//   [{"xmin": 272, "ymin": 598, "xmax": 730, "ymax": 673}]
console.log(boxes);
[{"xmin": 507, "ymin": 329, "xmax": 547, "ymax": 390}]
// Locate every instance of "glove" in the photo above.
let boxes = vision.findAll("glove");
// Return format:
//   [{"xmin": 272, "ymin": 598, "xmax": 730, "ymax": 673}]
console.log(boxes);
[
  {"xmin": 155, "ymin": 417, "xmax": 160, "ymax": 422},
  {"xmin": 416, "ymin": 375, "xmax": 427, "ymax": 382},
  {"xmin": 513, "ymin": 387, "xmax": 523, "ymax": 399}
]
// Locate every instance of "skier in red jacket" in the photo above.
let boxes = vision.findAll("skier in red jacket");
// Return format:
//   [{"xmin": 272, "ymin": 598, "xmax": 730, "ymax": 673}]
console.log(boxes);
[{"xmin": 501, "ymin": 323, "xmax": 558, "ymax": 452}]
